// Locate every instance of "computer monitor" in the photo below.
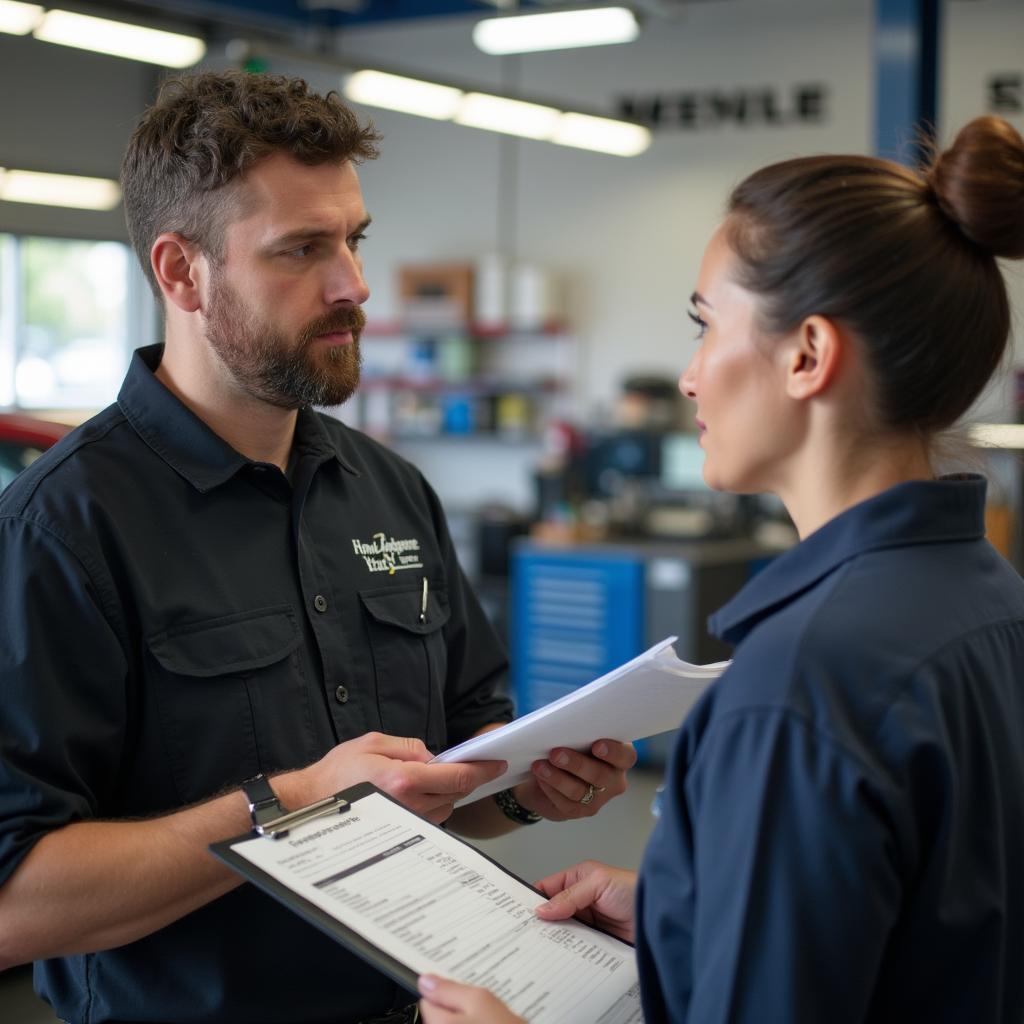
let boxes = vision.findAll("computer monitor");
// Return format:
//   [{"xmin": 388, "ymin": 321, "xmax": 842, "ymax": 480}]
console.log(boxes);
[
  {"xmin": 659, "ymin": 433, "xmax": 709, "ymax": 492},
  {"xmin": 583, "ymin": 429, "xmax": 662, "ymax": 498}
]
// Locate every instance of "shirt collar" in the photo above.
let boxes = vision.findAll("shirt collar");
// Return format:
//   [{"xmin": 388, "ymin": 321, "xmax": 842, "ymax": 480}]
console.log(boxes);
[
  {"xmin": 118, "ymin": 344, "xmax": 358, "ymax": 492},
  {"xmin": 709, "ymin": 475, "xmax": 988, "ymax": 647},
  {"xmin": 292, "ymin": 406, "xmax": 360, "ymax": 478}
]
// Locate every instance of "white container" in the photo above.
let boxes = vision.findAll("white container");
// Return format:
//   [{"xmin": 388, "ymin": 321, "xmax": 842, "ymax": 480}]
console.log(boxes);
[
  {"xmin": 474, "ymin": 253, "xmax": 506, "ymax": 330},
  {"xmin": 510, "ymin": 263, "xmax": 557, "ymax": 331}
]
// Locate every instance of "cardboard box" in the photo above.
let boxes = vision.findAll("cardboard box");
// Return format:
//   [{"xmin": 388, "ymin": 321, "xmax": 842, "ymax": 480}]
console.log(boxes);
[{"xmin": 399, "ymin": 263, "xmax": 474, "ymax": 329}]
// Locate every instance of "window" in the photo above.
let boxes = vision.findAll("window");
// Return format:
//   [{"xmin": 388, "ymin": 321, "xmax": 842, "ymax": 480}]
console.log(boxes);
[
  {"xmin": 1, "ymin": 233, "xmax": 155, "ymax": 411},
  {"xmin": 0, "ymin": 438, "xmax": 55, "ymax": 492}
]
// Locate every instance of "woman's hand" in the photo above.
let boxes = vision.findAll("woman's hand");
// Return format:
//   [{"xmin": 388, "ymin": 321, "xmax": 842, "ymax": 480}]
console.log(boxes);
[
  {"xmin": 416, "ymin": 862, "xmax": 636, "ymax": 1022},
  {"xmin": 516, "ymin": 739, "xmax": 637, "ymax": 821},
  {"xmin": 535, "ymin": 860, "xmax": 638, "ymax": 944},
  {"xmin": 418, "ymin": 975, "xmax": 526, "ymax": 1023}
]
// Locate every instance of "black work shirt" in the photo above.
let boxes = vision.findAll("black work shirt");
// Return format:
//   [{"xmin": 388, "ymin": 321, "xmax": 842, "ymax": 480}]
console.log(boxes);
[
  {"xmin": 637, "ymin": 476, "xmax": 1024, "ymax": 1023},
  {"xmin": 0, "ymin": 344, "xmax": 512, "ymax": 1023}
]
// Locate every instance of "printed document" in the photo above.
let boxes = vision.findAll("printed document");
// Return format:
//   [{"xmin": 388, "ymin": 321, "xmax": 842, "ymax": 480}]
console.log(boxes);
[
  {"xmin": 225, "ymin": 788, "xmax": 643, "ymax": 1024},
  {"xmin": 433, "ymin": 636, "xmax": 729, "ymax": 805}
]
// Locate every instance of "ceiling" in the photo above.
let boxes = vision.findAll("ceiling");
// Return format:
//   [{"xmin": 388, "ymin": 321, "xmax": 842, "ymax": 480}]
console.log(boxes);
[
  {"xmin": 99, "ymin": 0, "xmax": 539, "ymax": 35},
  {"xmin": 89, "ymin": 0, "xmax": 707, "ymax": 39},
  {"xmin": 199, "ymin": 0, "xmax": 510, "ymax": 29}
]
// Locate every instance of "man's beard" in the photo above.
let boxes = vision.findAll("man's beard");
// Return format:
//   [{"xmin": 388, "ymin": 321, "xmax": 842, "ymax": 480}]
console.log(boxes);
[{"xmin": 204, "ymin": 270, "xmax": 366, "ymax": 410}]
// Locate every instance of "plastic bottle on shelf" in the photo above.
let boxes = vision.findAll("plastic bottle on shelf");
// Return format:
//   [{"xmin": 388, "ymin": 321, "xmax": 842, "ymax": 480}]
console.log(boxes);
[
  {"xmin": 510, "ymin": 263, "xmax": 556, "ymax": 332},
  {"xmin": 475, "ymin": 253, "xmax": 506, "ymax": 332}
]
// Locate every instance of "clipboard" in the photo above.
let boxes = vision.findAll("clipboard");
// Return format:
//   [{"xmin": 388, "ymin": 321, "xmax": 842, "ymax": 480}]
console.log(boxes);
[
  {"xmin": 210, "ymin": 781, "xmax": 639, "ymax": 1014},
  {"xmin": 212, "ymin": 782, "xmax": 423, "ymax": 992}
]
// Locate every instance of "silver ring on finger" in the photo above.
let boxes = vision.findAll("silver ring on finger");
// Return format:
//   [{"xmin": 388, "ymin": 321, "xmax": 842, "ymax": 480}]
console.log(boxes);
[{"xmin": 580, "ymin": 783, "xmax": 597, "ymax": 805}]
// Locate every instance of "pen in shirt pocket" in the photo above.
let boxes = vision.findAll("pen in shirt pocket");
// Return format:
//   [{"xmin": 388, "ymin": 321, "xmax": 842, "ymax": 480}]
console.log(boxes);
[{"xmin": 420, "ymin": 576, "xmax": 428, "ymax": 624}]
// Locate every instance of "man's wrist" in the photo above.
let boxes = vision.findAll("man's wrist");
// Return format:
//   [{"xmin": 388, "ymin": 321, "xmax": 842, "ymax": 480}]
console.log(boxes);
[
  {"xmin": 266, "ymin": 765, "xmax": 316, "ymax": 813},
  {"xmin": 494, "ymin": 786, "xmax": 542, "ymax": 826}
]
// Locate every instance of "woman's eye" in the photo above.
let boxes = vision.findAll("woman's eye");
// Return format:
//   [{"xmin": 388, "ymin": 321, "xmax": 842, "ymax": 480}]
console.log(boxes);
[{"xmin": 688, "ymin": 309, "xmax": 708, "ymax": 339}]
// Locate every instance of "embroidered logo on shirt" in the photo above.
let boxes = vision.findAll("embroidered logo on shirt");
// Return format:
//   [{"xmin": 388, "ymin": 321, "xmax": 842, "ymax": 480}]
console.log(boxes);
[{"xmin": 352, "ymin": 532, "xmax": 424, "ymax": 574}]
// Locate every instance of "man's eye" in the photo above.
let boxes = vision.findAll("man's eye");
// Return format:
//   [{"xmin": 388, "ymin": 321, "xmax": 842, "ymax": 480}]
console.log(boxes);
[
  {"xmin": 348, "ymin": 233, "xmax": 368, "ymax": 251},
  {"xmin": 285, "ymin": 244, "xmax": 314, "ymax": 259}
]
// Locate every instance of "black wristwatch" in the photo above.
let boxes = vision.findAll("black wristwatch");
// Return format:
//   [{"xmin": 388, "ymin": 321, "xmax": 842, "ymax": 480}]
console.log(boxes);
[
  {"xmin": 241, "ymin": 773, "xmax": 287, "ymax": 830},
  {"xmin": 494, "ymin": 787, "xmax": 542, "ymax": 825}
]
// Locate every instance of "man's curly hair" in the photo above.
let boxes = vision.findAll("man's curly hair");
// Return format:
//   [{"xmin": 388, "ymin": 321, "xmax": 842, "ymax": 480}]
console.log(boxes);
[{"xmin": 121, "ymin": 70, "xmax": 380, "ymax": 299}]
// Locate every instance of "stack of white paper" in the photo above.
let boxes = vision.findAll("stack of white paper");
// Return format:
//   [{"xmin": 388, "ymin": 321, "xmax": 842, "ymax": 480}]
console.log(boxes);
[{"xmin": 432, "ymin": 637, "xmax": 729, "ymax": 806}]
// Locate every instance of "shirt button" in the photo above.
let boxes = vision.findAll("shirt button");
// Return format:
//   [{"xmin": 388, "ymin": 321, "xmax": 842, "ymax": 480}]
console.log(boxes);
[
  {"xmin": 313, "ymin": 594, "xmax": 328, "ymax": 613},
  {"xmin": 335, "ymin": 685, "xmax": 349, "ymax": 704}
]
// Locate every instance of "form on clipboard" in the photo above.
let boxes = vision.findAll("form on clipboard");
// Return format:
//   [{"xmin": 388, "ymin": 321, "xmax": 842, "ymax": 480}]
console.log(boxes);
[{"xmin": 211, "ymin": 782, "xmax": 643, "ymax": 1024}]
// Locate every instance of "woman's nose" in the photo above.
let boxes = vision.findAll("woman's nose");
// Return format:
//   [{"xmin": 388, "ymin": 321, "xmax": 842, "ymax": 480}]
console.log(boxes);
[{"xmin": 679, "ymin": 352, "xmax": 699, "ymax": 400}]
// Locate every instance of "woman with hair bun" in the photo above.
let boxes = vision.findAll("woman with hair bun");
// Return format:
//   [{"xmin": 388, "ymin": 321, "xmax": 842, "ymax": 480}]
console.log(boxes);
[{"xmin": 418, "ymin": 116, "xmax": 1024, "ymax": 1024}]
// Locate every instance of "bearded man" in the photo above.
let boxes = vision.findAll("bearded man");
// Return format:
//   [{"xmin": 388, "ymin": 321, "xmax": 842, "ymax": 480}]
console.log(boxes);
[{"xmin": 0, "ymin": 71, "xmax": 635, "ymax": 1024}]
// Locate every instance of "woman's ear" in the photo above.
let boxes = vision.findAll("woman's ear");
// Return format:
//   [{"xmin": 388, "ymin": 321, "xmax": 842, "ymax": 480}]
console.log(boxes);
[
  {"xmin": 784, "ymin": 315, "xmax": 844, "ymax": 401},
  {"xmin": 150, "ymin": 233, "xmax": 204, "ymax": 314}
]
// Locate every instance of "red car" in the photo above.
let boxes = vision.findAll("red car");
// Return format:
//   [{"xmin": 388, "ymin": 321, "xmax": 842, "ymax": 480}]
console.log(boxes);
[{"xmin": 0, "ymin": 412, "xmax": 71, "ymax": 493}]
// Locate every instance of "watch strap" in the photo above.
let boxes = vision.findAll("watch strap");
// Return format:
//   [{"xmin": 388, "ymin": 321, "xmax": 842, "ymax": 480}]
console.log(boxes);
[
  {"xmin": 242, "ymin": 773, "xmax": 287, "ymax": 830},
  {"xmin": 494, "ymin": 787, "xmax": 542, "ymax": 825}
]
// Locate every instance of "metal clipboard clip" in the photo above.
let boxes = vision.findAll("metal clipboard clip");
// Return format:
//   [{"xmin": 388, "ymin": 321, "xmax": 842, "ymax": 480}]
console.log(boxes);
[{"xmin": 257, "ymin": 792, "xmax": 351, "ymax": 840}]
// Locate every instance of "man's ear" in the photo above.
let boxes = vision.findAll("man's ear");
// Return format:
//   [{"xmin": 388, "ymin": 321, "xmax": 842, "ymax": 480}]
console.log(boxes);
[
  {"xmin": 151, "ymin": 233, "xmax": 205, "ymax": 314},
  {"xmin": 783, "ymin": 315, "xmax": 844, "ymax": 401}
]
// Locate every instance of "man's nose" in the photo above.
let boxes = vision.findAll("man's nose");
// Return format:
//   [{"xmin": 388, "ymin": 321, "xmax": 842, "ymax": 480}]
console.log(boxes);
[{"xmin": 325, "ymin": 248, "xmax": 370, "ymax": 306}]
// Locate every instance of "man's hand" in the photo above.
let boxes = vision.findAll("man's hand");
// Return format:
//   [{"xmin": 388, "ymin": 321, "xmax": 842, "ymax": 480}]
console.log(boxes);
[
  {"xmin": 303, "ymin": 732, "xmax": 506, "ymax": 824},
  {"xmin": 535, "ymin": 860, "xmax": 638, "ymax": 944},
  {"xmin": 418, "ymin": 975, "xmax": 526, "ymax": 1024},
  {"xmin": 516, "ymin": 739, "xmax": 636, "ymax": 821}
]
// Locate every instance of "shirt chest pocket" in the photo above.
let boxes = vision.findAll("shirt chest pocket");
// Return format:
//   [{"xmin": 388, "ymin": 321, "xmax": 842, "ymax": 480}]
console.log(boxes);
[
  {"xmin": 146, "ymin": 607, "xmax": 316, "ymax": 804},
  {"xmin": 359, "ymin": 584, "xmax": 451, "ymax": 752}
]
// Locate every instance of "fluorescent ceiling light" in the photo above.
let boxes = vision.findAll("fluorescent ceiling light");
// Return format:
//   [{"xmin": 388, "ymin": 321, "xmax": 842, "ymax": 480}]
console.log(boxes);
[
  {"xmin": 33, "ymin": 9, "xmax": 205, "ymax": 67},
  {"xmin": 473, "ymin": 6, "xmax": 639, "ymax": 55},
  {"xmin": 967, "ymin": 423, "xmax": 1024, "ymax": 450},
  {"xmin": 0, "ymin": 0, "xmax": 42, "ymax": 35},
  {"xmin": 455, "ymin": 93, "xmax": 561, "ymax": 140},
  {"xmin": 552, "ymin": 111, "xmax": 650, "ymax": 156},
  {"xmin": 0, "ymin": 168, "xmax": 121, "ymax": 210},
  {"xmin": 344, "ymin": 71, "xmax": 462, "ymax": 120},
  {"xmin": 340, "ymin": 68, "xmax": 650, "ymax": 156}
]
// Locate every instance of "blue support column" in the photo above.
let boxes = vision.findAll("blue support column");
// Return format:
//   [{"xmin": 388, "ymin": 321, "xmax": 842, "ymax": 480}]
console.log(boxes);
[{"xmin": 874, "ymin": 0, "xmax": 941, "ymax": 165}]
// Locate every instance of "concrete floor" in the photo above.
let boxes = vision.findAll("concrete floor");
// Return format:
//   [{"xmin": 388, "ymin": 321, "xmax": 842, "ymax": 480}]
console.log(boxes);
[
  {"xmin": 0, "ymin": 768, "xmax": 666, "ymax": 1023},
  {"xmin": 0, "ymin": 965, "xmax": 58, "ymax": 1024}
]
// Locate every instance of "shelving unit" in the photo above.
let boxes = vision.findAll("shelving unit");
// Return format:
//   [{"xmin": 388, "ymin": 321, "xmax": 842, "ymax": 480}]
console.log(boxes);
[{"xmin": 351, "ymin": 321, "xmax": 576, "ymax": 443}]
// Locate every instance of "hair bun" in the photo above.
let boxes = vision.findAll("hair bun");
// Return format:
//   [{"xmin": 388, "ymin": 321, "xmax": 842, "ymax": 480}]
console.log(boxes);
[{"xmin": 927, "ymin": 116, "xmax": 1024, "ymax": 259}]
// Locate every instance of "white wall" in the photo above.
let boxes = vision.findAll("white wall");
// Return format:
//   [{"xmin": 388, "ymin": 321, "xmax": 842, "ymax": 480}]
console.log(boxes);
[
  {"xmin": 332, "ymin": 0, "xmax": 874, "ymax": 419},
  {"xmin": 314, "ymin": 0, "xmax": 876, "ymax": 507},
  {"xmin": 324, "ymin": 0, "xmax": 1024, "ymax": 504}
]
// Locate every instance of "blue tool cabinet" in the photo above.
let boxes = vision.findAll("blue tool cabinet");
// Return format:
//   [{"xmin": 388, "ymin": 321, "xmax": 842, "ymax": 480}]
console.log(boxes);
[{"xmin": 510, "ymin": 549, "xmax": 645, "ymax": 717}]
